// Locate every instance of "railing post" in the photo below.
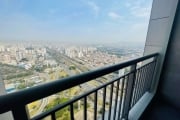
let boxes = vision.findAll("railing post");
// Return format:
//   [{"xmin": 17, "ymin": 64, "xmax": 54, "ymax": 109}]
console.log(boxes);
[
  {"xmin": 149, "ymin": 56, "xmax": 158, "ymax": 92},
  {"xmin": 122, "ymin": 64, "xmax": 137, "ymax": 120},
  {"xmin": 12, "ymin": 106, "xmax": 29, "ymax": 120}
]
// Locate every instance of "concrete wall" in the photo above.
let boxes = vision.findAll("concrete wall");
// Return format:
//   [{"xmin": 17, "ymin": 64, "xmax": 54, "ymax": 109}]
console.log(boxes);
[
  {"xmin": 129, "ymin": 1, "xmax": 179, "ymax": 119},
  {"xmin": 159, "ymin": 1, "xmax": 180, "ymax": 108},
  {"xmin": 143, "ymin": 0, "xmax": 179, "ymax": 94}
]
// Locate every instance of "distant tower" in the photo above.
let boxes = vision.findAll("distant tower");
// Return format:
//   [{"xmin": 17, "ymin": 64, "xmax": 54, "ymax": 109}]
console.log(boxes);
[{"xmin": 16, "ymin": 51, "xmax": 24, "ymax": 61}]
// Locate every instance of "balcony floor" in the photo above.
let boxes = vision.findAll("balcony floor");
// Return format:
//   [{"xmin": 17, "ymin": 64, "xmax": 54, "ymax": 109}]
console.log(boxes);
[{"xmin": 140, "ymin": 97, "xmax": 180, "ymax": 120}]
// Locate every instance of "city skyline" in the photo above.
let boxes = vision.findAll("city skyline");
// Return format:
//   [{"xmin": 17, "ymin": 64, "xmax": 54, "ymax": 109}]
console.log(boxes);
[
  {"xmin": 0, "ymin": 43, "xmax": 143, "ymax": 118},
  {"xmin": 0, "ymin": 0, "xmax": 152, "ymax": 44}
]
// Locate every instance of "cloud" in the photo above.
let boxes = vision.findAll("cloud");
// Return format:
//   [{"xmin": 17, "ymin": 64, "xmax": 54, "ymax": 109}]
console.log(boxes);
[
  {"xmin": 125, "ymin": 0, "xmax": 152, "ymax": 18},
  {"xmin": 108, "ymin": 12, "xmax": 122, "ymax": 20},
  {"xmin": 131, "ymin": 6, "xmax": 151, "ymax": 18},
  {"xmin": 87, "ymin": 1, "xmax": 100, "ymax": 16}
]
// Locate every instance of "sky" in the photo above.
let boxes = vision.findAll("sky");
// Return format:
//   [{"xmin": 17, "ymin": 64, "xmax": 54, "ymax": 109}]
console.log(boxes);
[{"xmin": 0, "ymin": 0, "xmax": 153, "ymax": 45}]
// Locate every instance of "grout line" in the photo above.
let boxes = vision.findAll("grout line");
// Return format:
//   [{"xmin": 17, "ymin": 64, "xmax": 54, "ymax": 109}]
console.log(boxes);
[{"xmin": 151, "ymin": 16, "xmax": 169, "ymax": 20}]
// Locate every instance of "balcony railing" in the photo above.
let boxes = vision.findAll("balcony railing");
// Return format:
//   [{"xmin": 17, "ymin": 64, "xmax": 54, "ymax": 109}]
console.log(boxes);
[{"xmin": 0, "ymin": 53, "xmax": 158, "ymax": 120}]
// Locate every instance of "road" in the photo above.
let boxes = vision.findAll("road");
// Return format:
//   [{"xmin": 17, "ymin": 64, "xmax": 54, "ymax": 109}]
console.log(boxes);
[
  {"xmin": 32, "ymin": 98, "xmax": 49, "ymax": 118},
  {"xmin": 47, "ymin": 49, "xmax": 109, "ymax": 84},
  {"xmin": 48, "ymin": 48, "xmax": 120, "ymax": 95},
  {"xmin": 47, "ymin": 48, "xmax": 122, "ymax": 116}
]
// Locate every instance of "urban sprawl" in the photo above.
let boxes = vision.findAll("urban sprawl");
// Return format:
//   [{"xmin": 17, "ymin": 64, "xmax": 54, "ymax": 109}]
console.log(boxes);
[{"xmin": 0, "ymin": 43, "xmax": 143, "ymax": 119}]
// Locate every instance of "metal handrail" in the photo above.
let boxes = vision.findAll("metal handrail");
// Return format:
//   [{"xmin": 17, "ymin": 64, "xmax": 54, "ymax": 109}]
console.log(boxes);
[{"xmin": 0, "ymin": 53, "xmax": 158, "ymax": 114}]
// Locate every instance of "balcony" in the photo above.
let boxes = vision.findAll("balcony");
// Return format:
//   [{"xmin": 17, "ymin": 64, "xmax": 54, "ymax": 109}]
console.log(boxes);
[
  {"xmin": 0, "ymin": 53, "xmax": 158, "ymax": 120},
  {"xmin": 0, "ymin": 0, "xmax": 180, "ymax": 120}
]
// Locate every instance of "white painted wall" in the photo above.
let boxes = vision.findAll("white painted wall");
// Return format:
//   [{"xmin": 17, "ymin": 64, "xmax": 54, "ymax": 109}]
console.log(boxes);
[
  {"xmin": 144, "ymin": 0, "xmax": 179, "ymax": 94},
  {"xmin": 129, "ymin": 0, "xmax": 179, "ymax": 119}
]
